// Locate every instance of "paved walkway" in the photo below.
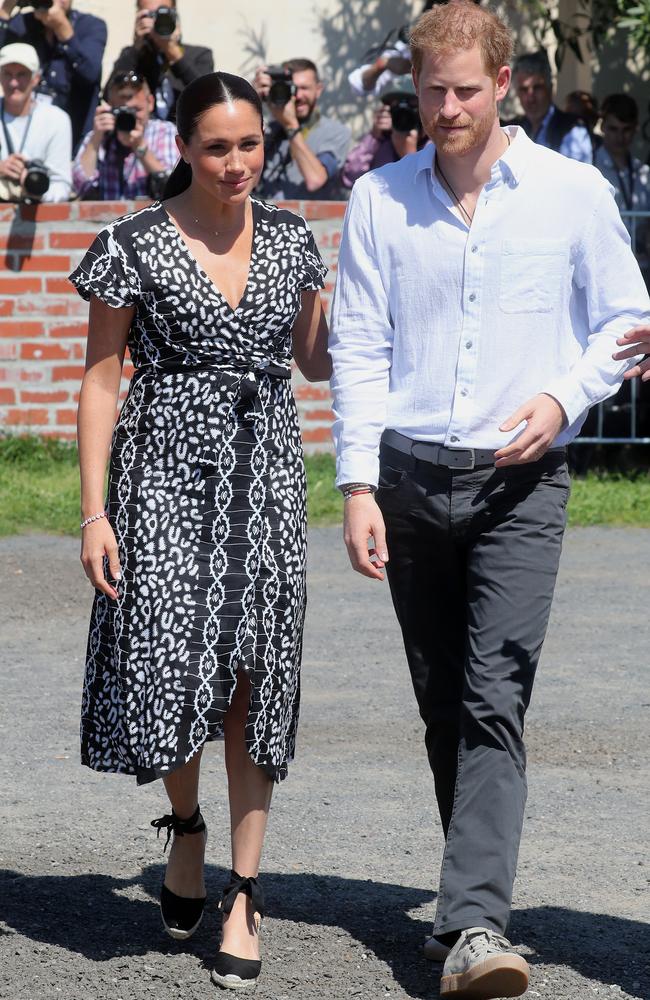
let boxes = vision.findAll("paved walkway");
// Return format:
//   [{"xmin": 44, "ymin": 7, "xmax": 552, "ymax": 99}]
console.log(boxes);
[{"xmin": 0, "ymin": 528, "xmax": 648, "ymax": 999}]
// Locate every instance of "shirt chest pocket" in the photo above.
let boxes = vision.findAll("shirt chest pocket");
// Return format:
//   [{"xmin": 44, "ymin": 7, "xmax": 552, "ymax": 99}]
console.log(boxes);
[{"xmin": 498, "ymin": 239, "xmax": 568, "ymax": 314}]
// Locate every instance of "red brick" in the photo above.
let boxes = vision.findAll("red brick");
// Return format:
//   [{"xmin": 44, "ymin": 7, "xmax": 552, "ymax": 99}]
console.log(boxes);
[
  {"xmin": 19, "ymin": 367, "xmax": 43, "ymax": 382},
  {"xmin": 49, "ymin": 322, "xmax": 88, "ymax": 338},
  {"xmin": 0, "ymin": 300, "xmax": 14, "ymax": 316},
  {"xmin": 302, "ymin": 427, "xmax": 333, "ymax": 443},
  {"xmin": 0, "ymin": 234, "xmax": 45, "ymax": 251},
  {"xmin": 276, "ymin": 200, "xmax": 301, "ymax": 212},
  {"xmin": 0, "ymin": 276, "xmax": 41, "ymax": 294},
  {"xmin": 294, "ymin": 385, "xmax": 331, "ymax": 401},
  {"xmin": 20, "ymin": 389, "xmax": 69, "ymax": 403},
  {"xmin": 56, "ymin": 407, "xmax": 78, "ymax": 425},
  {"xmin": 6, "ymin": 253, "xmax": 71, "ymax": 272},
  {"xmin": 122, "ymin": 363, "xmax": 134, "ymax": 380},
  {"xmin": 303, "ymin": 202, "xmax": 346, "ymax": 220},
  {"xmin": 20, "ymin": 342, "xmax": 71, "ymax": 360},
  {"xmin": 42, "ymin": 429, "xmax": 76, "ymax": 440},
  {"xmin": 303, "ymin": 408, "xmax": 334, "ymax": 422},
  {"xmin": 0, "ymin": 321, "xmax": 45, "ymax": 338},
  {"xmin": 49, "ymin": 231, "xmax": 95, "ymax": 250},
  {"xmin": 78, "ymin": 201, "xmax": 130, "ymax": 221},
  {"xmin": 46, "ymin": 278, "xmax": 77, "ymax": 294},
  {"xmin": 52, "ymin": 364, "xmax": 85, "ymax": 382},
  {"xmin": 5, "ymin": 407, "xmax": 49, "ymax": 425},
  {"xmin": 18, "ymin": 203, "xmax": 72, "ymax": 222},
  {"xmin": 0, "ymin": 387, "xmax": 16, "ymax": 403},
  {"xmin": 0, "ymin": 206, "xmax": 17, "ymax": 222},
  {"xmin": 0, "ymin": 366, "xmax": 10, "ymax": 380}
]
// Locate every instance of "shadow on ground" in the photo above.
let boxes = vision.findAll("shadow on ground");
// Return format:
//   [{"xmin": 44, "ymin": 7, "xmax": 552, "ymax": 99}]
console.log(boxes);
[{"xmin": 1, "ymin": 866, "xmax": 647, "ymax": 999}]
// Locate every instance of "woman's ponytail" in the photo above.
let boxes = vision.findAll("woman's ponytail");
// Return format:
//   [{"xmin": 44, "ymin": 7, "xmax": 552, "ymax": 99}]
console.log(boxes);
[{"xmin": 163, "ymin": 158, "xmax": 192, "ymax": 199}]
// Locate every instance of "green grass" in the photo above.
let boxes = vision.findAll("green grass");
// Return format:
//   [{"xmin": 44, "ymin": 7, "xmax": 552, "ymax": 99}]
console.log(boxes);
[{"xmin": 1, "ymin": 436, "xmax": 650, "ymax": 536}]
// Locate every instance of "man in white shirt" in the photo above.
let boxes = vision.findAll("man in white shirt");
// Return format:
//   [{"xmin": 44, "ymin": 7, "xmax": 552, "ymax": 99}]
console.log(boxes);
[
  {"xmin": 329, "ymin": 4, "xmax": 648, "ymax": 999},
  {"xmin": 0, "ymin": 41, "xmax": 71, "ymax": 201}
]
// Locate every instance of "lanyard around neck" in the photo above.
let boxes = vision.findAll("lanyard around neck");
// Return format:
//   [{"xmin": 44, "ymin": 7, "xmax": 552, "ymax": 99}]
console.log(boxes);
[{"xmin": 0, "ymin": 98, "xmax": 35, "ymax": 157}]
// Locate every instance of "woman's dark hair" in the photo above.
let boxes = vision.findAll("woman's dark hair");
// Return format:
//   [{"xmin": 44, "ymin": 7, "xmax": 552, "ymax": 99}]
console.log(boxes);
[{"xmin": 163, "ymin": 72, "xmax": 264, "ymax": 199}]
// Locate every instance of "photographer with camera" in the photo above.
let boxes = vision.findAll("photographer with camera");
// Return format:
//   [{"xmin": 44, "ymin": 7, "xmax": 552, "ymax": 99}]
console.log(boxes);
[
  {"xmin": 0, "ymin": 41, "xmax": 70, "ymax": 201},
  {"xmin": 73, "ymin": 69, "xmax": 177, "ymax": 201},
  {"xmin": 253, "ymin": 58, "xmax": 350, "ymax": 201},
  {"xmin": 0, "ymin": 0, "xmax": 106, "ymax": 154},
  {"xmin": 341, "ymin": 76, "xmax": 427, "ymax": 190},
  {"xmin": 348, "ymin": 0, "xmax": 435, "ymax": 97},
  {"xmin": 111, "ymin": 0, "xmax": 213, "ymax": 124}
]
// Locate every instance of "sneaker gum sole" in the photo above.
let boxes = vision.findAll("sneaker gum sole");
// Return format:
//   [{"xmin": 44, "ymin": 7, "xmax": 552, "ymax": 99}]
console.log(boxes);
[
  {"xmin": 440, "ymin": 953, "xmax": 529, "ymax": 999},
  {"xmin": 211, "ymin": 969, "xmax": 258, "ymax": 991}
]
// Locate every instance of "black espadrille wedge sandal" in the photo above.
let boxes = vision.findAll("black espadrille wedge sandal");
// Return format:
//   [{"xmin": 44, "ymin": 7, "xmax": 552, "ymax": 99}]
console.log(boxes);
[
  {"xmin": 211, "ymin": 870, "xmax": 265, "ymax": 991},
  {"xmin": 150, "ymin": 804, "xmax": 207, "ymax": 940}
]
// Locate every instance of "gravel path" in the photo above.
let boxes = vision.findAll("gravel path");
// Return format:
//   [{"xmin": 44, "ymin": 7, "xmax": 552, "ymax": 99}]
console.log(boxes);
[{"xmin": 0, "ymin": 528, "xmax": 648, "ymax": 1000}]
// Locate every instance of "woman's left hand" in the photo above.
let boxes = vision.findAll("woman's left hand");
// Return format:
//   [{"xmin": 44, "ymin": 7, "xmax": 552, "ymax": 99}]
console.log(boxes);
[{"xmin": 613, "ymin": 325, "xmax": 650, "ymax": 380}]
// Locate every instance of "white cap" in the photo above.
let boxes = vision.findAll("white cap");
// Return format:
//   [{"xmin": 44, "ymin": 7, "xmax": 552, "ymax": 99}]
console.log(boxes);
[{"xmin": 0, "ymin": 43, "xmax": 40, "ymax": 76}]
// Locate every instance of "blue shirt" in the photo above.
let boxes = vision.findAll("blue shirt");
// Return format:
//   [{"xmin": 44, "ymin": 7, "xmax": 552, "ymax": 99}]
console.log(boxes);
[{"xmin": 0, "ymin": 9, "xmax": 107, "ymax": 152}]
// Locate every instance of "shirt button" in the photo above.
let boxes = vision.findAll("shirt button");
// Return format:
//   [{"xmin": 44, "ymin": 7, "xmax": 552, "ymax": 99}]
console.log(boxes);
[
  {"xmin": 460, "ymin": 388, "xmax": 468, "ymax": 397},
  {"xmin": 471, "ymin": 244, "xmax": 478, "ymax": 253},
  {"xmin": 450, "ymin": 435, "xmax": 459, "ymax": 443},
  {"xmin": 465, "ymin": 340, "xmax": 473, "ymax": 349},
  {"xmin": 469, "ymin": 292, "xmax": 476, "ymax": 302}
]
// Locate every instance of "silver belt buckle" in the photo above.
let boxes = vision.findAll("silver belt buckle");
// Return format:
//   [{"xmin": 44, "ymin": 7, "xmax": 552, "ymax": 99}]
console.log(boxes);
[{"xmin": 443, "ymin": 448, "xmax": 475, "ymax": 470}]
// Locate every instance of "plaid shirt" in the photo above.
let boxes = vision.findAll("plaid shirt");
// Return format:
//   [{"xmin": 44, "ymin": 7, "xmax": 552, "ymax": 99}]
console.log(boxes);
[{"xmin": 73, "ymin": 117, "xmax": 178, "ymax": 199}]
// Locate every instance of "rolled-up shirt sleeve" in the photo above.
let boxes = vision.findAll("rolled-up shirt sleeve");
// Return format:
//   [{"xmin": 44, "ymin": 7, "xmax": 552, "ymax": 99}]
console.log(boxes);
[
  {"xmin": 542, "ymin": 184, "xmax": 650, "ymax": 425},
  {"xmin": 329, "ymin": 180, "xmax": 393, "ymax": 487}
]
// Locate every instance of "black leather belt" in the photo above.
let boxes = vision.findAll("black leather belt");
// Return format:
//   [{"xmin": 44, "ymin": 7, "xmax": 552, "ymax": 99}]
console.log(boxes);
[{"xmin": 382, "ymin": 429, "xmax": 565, "ymax": 470}]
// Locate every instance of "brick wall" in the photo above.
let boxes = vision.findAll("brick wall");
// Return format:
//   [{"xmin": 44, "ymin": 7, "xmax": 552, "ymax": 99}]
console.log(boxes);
[{"xmin": 0, "ymin": 200, "xmax": 343, "ymax": 452}]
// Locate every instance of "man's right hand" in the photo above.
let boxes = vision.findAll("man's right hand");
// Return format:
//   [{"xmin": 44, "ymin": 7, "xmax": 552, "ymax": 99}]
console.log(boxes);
[
  {"xmin": 253, "ymin": 65, "xmax": 271, "ymax": 102},
  {"xmin": 134, "ymin": 8, "xmax": 153, "ymax": 48},
  {"xmin": 0, "ymin": 1, "xmax": 17, "ymax": 20},
  {"xmin": 343, "ymin": 492, "xmax": 388, "ymax": 581},
  {"xmin": 90, "ymin": 102, "xmax": 115, "ymax": 147},
  {"xmin": 0, "ymin": 152, "xmax": 26, "ymax": 181},
  {"xmin": 371, "ymin": 105, "xmax": 393, "ymax": 140}
]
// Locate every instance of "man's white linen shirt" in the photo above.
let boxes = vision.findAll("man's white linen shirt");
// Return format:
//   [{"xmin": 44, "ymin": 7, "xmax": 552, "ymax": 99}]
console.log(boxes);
[{"xmin": 329, "ymin": 126, "xmax": 650, "ymax": 487}]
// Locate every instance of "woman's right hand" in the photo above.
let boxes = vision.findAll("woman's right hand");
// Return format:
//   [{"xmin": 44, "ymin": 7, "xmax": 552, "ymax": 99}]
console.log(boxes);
[{"xmin": 80, "ymin": 518, "xmax": 122, "ymax": 600}]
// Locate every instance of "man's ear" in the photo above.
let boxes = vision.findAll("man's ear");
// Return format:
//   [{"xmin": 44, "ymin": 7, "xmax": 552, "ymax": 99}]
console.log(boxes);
[
  {"xmin": 316, "ymin": 81, "xmax": 324, "ymax": 100},
  {"xmin": 175, "ymin": 133, "xmax": 188, "ymax": 163},
  {"xmin": 495, "ymin": 65, "xmax": 511, "ymax": 103}
]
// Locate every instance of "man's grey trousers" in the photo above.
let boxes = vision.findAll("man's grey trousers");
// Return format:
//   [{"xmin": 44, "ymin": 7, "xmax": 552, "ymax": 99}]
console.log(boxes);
[{"xmin": 376, "ymin": 437, "xmax": 570, "ymax": 936}]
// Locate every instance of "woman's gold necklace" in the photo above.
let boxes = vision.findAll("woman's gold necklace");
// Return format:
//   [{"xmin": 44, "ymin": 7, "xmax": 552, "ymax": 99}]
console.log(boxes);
[{"xmin": 435, "ymin": 131, "xmax": 511, "ymax": 226}]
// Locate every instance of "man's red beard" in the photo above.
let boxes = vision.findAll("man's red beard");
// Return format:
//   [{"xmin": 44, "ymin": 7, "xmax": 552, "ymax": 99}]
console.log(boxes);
[{"xmin": 425, "ymin": 109, "xmax": 496, "ymax": 155}]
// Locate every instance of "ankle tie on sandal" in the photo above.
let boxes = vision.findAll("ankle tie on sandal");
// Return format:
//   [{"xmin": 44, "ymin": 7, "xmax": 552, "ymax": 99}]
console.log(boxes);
[
  {"xmin": 150, "ymin": 804, "xmax": 205, "ymax": 853},
  {"xmin": 220, "ymin": 869, "xmax": 265, "ymax": 918}
]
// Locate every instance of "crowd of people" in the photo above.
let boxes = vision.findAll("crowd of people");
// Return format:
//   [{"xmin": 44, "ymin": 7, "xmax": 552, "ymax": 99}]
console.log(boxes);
[{"xmin": 0, "ymin": 2, "xmax": 648, "ymax": 255}]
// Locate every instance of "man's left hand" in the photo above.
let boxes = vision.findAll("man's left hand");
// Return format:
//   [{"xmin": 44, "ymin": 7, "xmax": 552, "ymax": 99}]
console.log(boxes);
[
  {"xmin": 117, "ymin": 123, "xmax": 146, "ymax": 153},
  {"xmin": 495, "ymin": 393, "xmax": 565, "ymax": 467},
  {"xmin": 268, "ymin": 95, "xmax": 300, "ymax": 133},
  {"xmin": 613, "ymin": 325, "xmax": 650, "ymax": 381},
  {"xmin": 149, "ymin": 21, "xmax": 183, "ymax": 61},
  {"xmin": 33, "ymin": 0, "xmax": 73, "ymax": 42}
]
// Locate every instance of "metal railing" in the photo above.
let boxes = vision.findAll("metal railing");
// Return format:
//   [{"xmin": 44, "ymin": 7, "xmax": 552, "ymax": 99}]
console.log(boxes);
[{"xmin": 573, "ymin": 209, "xmax": 650, "ymax": 445}]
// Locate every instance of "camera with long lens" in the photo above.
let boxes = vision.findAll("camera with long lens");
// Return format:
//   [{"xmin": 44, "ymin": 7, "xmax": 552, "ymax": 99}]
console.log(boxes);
[
  {"xmin": 266, "ymin": 66, "xmax": 296, "ymax": 107},
  {"xmin": 390, "ymin": 99, "xmax": 420, "ymax": 134},
  {"xmin": 17, "ymin": 0, "xmax": 53, "ymax": 9},
  {"xmin": 22, "ymin": 159, "xmax": 50, "ymax": 201},
  {"xmin": 112, "ymin": 106, "xmax": 137, "ymax": 133},
  {"xmin": 151, "ymin": 6, "xmax": 177, "ymax": 37}
]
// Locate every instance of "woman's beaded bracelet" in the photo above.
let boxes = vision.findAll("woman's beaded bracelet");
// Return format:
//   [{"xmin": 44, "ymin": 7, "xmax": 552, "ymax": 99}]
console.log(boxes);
[{"xmin": 80, "ymin": 510, "xmax": 108, "ymax": 529}]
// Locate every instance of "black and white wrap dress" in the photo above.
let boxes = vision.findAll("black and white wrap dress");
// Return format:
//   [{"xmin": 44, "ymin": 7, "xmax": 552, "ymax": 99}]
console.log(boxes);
[{"xmin": 69, "ymin": 198, "xmax": 327, "ymax": 785}]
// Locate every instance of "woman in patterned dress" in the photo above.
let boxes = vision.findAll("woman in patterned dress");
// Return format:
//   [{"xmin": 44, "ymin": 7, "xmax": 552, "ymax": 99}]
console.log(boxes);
[{"xmin": 71, "ymin": 72, "xmax": 331, "ymax": 990}]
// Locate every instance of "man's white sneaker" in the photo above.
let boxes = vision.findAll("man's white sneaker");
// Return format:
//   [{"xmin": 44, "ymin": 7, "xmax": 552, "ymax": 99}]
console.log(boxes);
[
  {"xmin": 439, "ymin": 927, "xmax": 529, "ymax": 998},
  {"xmin": 423, "ymin": 935, "xmax": 451, "ymax": 962}
]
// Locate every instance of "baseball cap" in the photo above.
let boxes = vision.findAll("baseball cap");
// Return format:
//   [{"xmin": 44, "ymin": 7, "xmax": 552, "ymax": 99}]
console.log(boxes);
[
  {"xmin": 0, "ymin": 43, "xmax": 40, "ymax": 76},
  {"xmin": 380, "ymin": 74, "xmax": 417, "ymax": 105}
]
